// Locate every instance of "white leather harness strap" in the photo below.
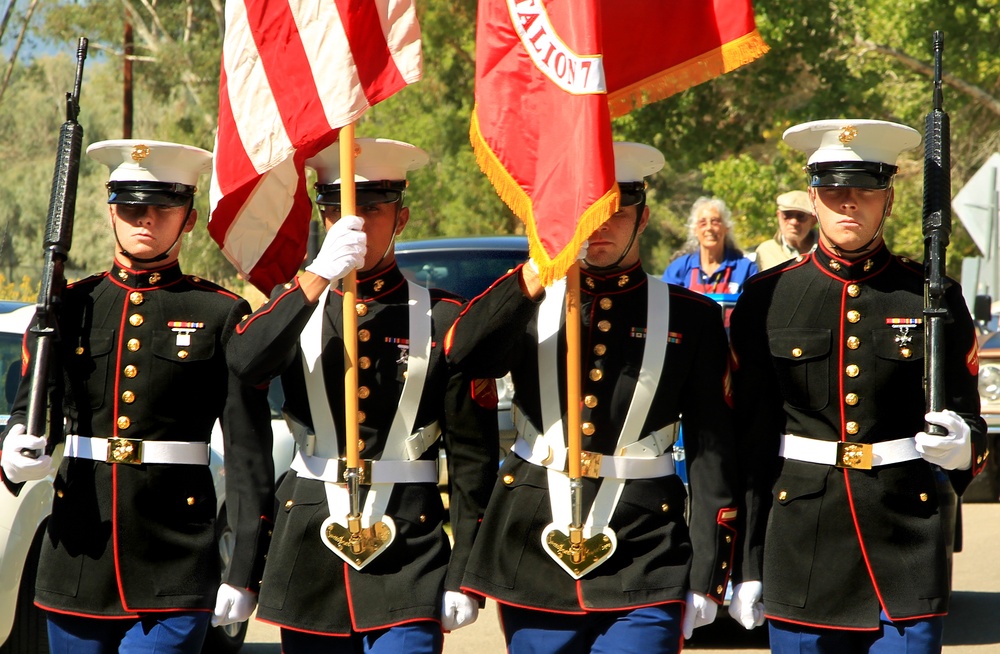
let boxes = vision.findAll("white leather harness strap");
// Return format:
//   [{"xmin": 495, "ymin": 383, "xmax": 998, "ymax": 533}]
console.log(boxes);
[
  {"xmin": 294, "ymin": 282, "xmax": 434, "ymax": 527},
  {"xmin": 532, "ymin": 275, "xmax": 672, "ymax": 532}
]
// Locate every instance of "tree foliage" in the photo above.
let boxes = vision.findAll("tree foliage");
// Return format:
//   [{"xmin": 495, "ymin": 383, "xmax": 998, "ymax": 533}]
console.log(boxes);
[{"xmin": 0, "ymin": 0, "xmax": 996, "ymax": 298}]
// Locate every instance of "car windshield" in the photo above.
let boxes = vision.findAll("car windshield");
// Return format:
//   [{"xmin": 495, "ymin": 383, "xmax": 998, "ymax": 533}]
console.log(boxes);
[{"xmin": 395, "ymin": 247, "xmax": 526, "ymax": 299}]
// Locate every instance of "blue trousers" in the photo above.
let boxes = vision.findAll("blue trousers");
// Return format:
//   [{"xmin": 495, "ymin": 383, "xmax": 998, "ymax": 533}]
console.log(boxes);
[
  {"xmin": 46, "ymin": 611, "xmax": 211, "ymax": 654},
  {"xmin": 498, "ymin": 603, "xmax": 683, "ymax": 654},
  {"xmin": 280, "ymin": 622, "xmax": 443, "ymax": 654},
  {"xmin": 769, "ymin": 612, "xmax": 943, "ymax": 654}
]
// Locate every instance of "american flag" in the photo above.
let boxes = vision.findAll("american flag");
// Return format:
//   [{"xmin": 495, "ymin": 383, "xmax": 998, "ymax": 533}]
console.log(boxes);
[{"xmin": 209, "ymin": 0, "xmax": 422, "ymax": 293}]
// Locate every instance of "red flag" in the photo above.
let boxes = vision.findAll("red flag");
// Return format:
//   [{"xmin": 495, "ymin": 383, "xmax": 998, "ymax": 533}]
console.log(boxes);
[
  {"xmin": 209, "ymin": 0, "xmax": 422, "ymax": 292},
  {"xmin": 471, "ymin": 0, "xmax": 768, "ymax": 285}
]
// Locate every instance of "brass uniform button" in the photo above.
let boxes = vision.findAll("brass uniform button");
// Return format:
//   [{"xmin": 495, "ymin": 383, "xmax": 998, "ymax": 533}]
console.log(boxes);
[
  {"xmin": 725, "ymin": 535, "xmax": 732, "ymax": 544},
  {"xmin": 584, "ymin": 395, "xmax": 598, "ymax": 408},
  {"xmin": 597, "ymin": 320, "xmax": 611, "ymax": 332},
  {"xmin": 121, "ymin": 390, "xmax": 136, "ymax": 404},
  {"xmin": 721, "ymin": 561, "xmax": 728, "ymax": 569},
  {"xmin": 847, "ymin": 284, "xmax": 860, "ymax": 297},
  {"xmin": 358, "ymin": 439, "xmax": 365, "ymax": 452},
  {"xmin": 829, "ymin": 260, "xmax": 841, "ymax": 271},
  {"xmin": 419, "ymin": 514, "xmax": 427, "ymax": 523},
  {"xmin": 127, "ymin": 338, "xmax": 141, "ymax": 352},
  {"xmin": 778, "ymin": 490, "xmax": 788, "ymax": 501},
  {"xmin": 75, "ymin": 346, "xmax": 85, "ymax": 355},
  {"xmin": 56, "ymin": 489, "xmax": 64, "ymax": 498},
  {"xmin": 717, "ymin": 585, "xmax": 724, "ymax": 595},
  {"xmin": 357, "ymin": 411, "xmax": 366, "ymax": 424},
  {"xmin": 129, "ymin": 291, "xmax": 144, "ymax": 305},
  {"xmin": 581, "ymin": 422, "xmax": 595, "ymax": 436},
  {"xmin": 617, "ymin": 275, "xmax": 629, "ymax": 287},
  {"xmin": 124, "ymin": 365, "xmax": 138, "ymax": 378},
  {"xmin": 503, "ymin": 474, "xmax": 515, "ymax": 485},
  {"xmin": 359, "ymin": 356, "xmax": 371, "ymax": 369},
  {"xmin": 117, "ymin": 416, "xmax": 131, "ymax": 430},
  {"xmin": 177, "ymin": 350, "xmax": 189, "ymax": 359},
  {"xmin": 599, "ymin": 298, "xmax": 612, "ymax": 310},
  {"xmin": 593, "ymin": 344, "xmax": 607, "ymax": 356},
  {"xmin": 589, "ymin": 369, "xmax": 603, "ymax": 382},
  {"xmin": 847, "ymin": 336, "xmax": 860, "ymax": 350},
  {"xmin": 284, "ymin": 282, "xmax": 293, "ymax": 289},
  {"xmin": 191, "ymin": 276, "xmax": 201, "ymax": 283},
  {"xmin": 846, "ymin": 364, "xmax": 860, "ymax": 377},
  {"xmin": 187, "ymin": 497, "xmax": 196, "ymax": 506},
  {"xmin": 846, "ymin": 421, "xmax": 859, "ymax": 435},
  {"xmin": 358, "ymin": 329, "xmax": 371, "ymax": 342},
  {"xmin": 356, "ymin": 303, "xmax": 369, "ymax": 317},
  {"xmin": 118, "ymin": 269, "xmax": 129, "ymax": 281},
  {"xmin": 148, "ymin": 272, "xmax": 161, "ymax": 285},
  {"xmin": 901, "ymin": 348, "xmax": 912, "ymax": 358},
  {"xmin": 129, "ymin": 314, "xmax": 144, "ymax": 327},
  {"xmin": 358, "ymin": 386, "xmax": 370, "ymax": 399},
  {"xmin": 373, "ymin": 279, "xmax": 385, "ymax": 292},
  {"xmin": 791, "ymin": 347, "xmax": 803, "ymax": 358},
  {"xmin": 919, "ymin": 493, "xmax": 929, "ymax": 502},
  {"xmin": 864, "ymin": 259, "xmax": 875, "ymax": 271},
  {"xmin": 661, "ymin": 503, "xmax": 669, "ymax": 513},
  {"xmin": 584, "ymin": 277, "xmax": 595, "ymax": 289},
  {"xmin": 284, "ymin": 499, "xmax": 294, "ymax": 509},
  {"xmin": 845, "ymin": 393, "xmax": 859, "ymax": 406},
  {"xmin": 847, "ymin": 310, "xmax": 861, "ymax": 323}
]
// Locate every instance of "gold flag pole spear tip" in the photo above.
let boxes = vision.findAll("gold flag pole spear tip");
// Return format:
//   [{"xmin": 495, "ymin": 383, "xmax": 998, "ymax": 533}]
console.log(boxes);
[{"xmin": 321, "ymin": 123, "xmax": 396, "ymax": 569}]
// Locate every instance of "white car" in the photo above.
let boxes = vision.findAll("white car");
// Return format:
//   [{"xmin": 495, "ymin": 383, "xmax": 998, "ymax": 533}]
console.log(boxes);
[{"xmin": 0, "ymin": 301, "xmax": 295, "ymax": 653}]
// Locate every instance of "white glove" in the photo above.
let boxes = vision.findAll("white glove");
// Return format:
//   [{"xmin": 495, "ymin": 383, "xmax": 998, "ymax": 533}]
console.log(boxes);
[
  {"xmin": 915, "ymin": 409, "xmax": 972, "ymax": 470},
  {"xmin": 682, "ymin": 590, "xmax": 718, "ymax": 639},
  {"xmin": 211, "ymin": 583, "xmax": 257, "ymax": 627},
  {"xmin": 440, "ymin": 590, "xmax": 478, "ymax": 632},
  {"xmin": 728, "ymin": 581, "xmax": 765, "ymax": 630},
  {"xmin": 1, "ymin": 424, "xmax": 53, "ymax": 484},
  {"xmin": 305, "ymin": 214, "xmax": 366, "ymax": 281}
]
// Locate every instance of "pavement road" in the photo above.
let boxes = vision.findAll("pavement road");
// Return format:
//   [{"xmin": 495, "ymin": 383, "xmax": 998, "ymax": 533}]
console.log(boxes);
[{"xmin": 243, "ymin": 502, "xmax": 1000, "ymax": 653}]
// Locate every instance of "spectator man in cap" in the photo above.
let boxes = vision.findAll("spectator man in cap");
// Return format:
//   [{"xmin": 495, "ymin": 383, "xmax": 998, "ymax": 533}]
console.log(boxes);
[
  {"xmin": 226, "ymin": 137, "xmax": 498, "ymax": 653},
  {"xmin": 754, "ymin": 190, "xmax": 818, "ymax": 271},
  {"xmin": 0, "ymin": 139, "xmax": 275, "ymax": 651},
  {"xmin": 728, "ymin": 119, "xmax": 987, "ymax": 653},
  {"xmin": 445, "ymin": 142, "xmax": 740, "ymax": 653}
]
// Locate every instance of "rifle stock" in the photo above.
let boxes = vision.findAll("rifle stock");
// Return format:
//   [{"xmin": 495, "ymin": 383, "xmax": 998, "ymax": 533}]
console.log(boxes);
[
  {"xmin": 25, "ymin": 37, "xmax": 88, "ymax": 447},
  {"xmin": 922, "ymin": 31, "xmax": 950, "ymax": 436}
]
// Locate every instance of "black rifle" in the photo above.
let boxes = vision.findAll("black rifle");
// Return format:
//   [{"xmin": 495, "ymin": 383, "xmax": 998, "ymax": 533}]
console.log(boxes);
[
  {"xmin": 24, "ymin": 37, "xmax": 88, "ymax": 451},
  {"xmin": 922, "ymin": 31, "xmax": 950, "ymax": 436}
]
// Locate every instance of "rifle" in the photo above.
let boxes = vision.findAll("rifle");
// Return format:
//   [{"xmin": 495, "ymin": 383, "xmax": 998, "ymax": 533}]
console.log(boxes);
[
  {"xmin": 24, "ymin": 37, "xmax": 88, "ymax": 451},
  {"xmin": 922, "ymin": 31, "xmax": 950, "ymax": 436}
]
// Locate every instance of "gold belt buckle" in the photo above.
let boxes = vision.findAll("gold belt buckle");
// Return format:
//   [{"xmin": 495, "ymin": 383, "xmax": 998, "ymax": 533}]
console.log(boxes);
[
  {"xmin": 836, "ymin": 442, "xmax": 872, "ymax": 470},
  {"xmin": 579, "ymin": 451, "xmax": 603, "ymax": 479},
  {"xmin": 337, "ymin": 459, "xmax": 374, "ymax": 485},
  {"xmin": 107, "ymin": 438, "xmax": 143, "ymax": 465}
]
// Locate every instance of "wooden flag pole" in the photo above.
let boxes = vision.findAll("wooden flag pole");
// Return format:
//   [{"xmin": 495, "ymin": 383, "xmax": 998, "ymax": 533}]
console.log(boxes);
[
  {"xmin": 541, "ymin": 260, "xmax": 616, "ymax": 578},
  {"xmin": 321, "ymin": 123, "xmax": 395, "ymax": 569},
  {"xmin": 340, "ymin": 124, "xmax": 360, "ymax": 472}
]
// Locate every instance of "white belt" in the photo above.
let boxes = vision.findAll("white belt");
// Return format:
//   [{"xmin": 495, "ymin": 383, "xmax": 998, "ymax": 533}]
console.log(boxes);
[
  {"xmin": 291, "ymin": 451, "xmax": 438, "ymax": 484},
  {"xmin": 511, "ymin": 408, "xmax": 676, "ymax": 479},
  {"xmin": 779, "ymin": 434, "xmax": 921, "ymax": 470},
  {"xmin": 65, "ymin": 435, "xmax": 210, "ymax": 466}
]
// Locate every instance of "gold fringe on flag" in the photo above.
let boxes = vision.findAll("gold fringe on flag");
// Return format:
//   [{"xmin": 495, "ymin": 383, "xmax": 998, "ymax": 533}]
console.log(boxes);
[
  {"xmin": 607, "ymin": 29, "xmax": 769, "ymax": 119},
  {"xmin": 470, "ymin": 109, "xmax": 620, "ymax": 287}
]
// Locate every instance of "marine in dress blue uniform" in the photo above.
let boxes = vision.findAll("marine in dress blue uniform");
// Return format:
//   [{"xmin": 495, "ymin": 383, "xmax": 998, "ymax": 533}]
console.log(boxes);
[
  {"xmin": 445, "ymin": 143, "xmax": 740, "ymax": 653},
  {"xmin": 0, "ymin": 140, "xmax": 275, "ymax": 653},
  {"xmin": 225, "ymin": 138, "xmax": 499, "ymax": 654},
  {"xmin": 728, "ymin": 120, "xmax": 989, "ymax": 654}
]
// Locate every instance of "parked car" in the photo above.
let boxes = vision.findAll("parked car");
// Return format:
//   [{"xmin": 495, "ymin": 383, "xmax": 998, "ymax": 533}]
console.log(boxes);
[
  {"xmin": 0, "ymin": 301, "xmax": 294, "ymax": 654},
  {"xmin": 967, "ymin": 329, "xmax": 1000, "ymax": 502},
  {"xmin": 395, "ymin": 235, "xmax": 529, "ymax": 458}
]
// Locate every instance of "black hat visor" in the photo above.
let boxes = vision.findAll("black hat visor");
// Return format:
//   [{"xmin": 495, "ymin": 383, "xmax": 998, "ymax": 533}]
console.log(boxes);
[
  {"xmin": 807, "ymin": 161, "xmax": 898, "ymax": 190},
  {"xmin": 108, "ymin": 181, "xmax": 195, "ymax": 207},
  {"xmin": 316, "ymin": 181, "xmax": 406, "ymax": 208},
  {"xmin": 618, "ymin": 182, "xmax": 646, "ymax": 208}
]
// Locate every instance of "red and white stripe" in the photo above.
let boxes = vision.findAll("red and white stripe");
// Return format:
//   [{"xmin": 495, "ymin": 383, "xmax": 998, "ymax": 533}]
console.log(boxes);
[{"xmin": 209, "ymin": 0, "xmax": 421, "ymax": 292}]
